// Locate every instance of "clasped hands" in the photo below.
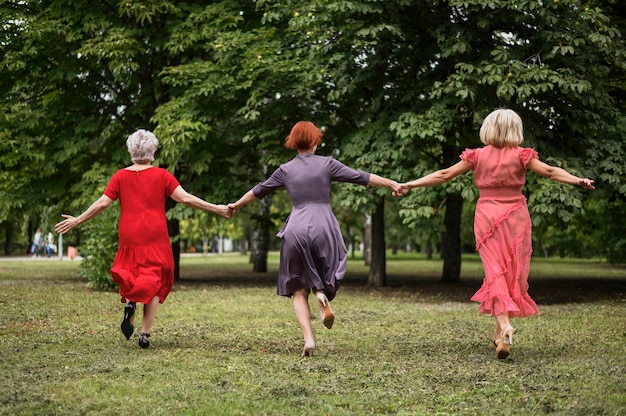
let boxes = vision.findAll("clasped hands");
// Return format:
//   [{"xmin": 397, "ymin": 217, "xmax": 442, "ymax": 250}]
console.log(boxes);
[
  {"xmin": 214, "ymin": 203, "xmax": 241, "ymax": 219},
  {"xmin": 391, "ymin": 181, "xmax": 412, "ymax": 198}
]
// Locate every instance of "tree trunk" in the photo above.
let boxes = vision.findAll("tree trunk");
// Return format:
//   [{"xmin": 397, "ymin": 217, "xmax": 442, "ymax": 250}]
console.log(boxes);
[
  {"xmin": 27, "ymin": 221, "xmax": 34, "ymax": 254},
  {"xmin": 367, "ymin": 197, "xmax": 386, "ymax": 287},
  {"xmin": 441, "ymin": 193, "xmax": 463, "ymax": 282},
  {"xmin": 239, "ymin": 219, "xmax": 249, "ymax": 255},
  {"xmin": 348, "ymin": 228, "xmax": 356, "ymax": 259},
  {"xmin": 4, "ymin": 221, "xmax": 12, "ymax": 255},
  {"xmin": 363, "ymin": 214, "xmax": 371, "ymax": 266},
  {"xmin": 250, "ymin": 195, "xmax": 272, "ymax": 273},
  {"xmin": 425, "ymin": 237, "xmax": 433, "ymax": 260}
]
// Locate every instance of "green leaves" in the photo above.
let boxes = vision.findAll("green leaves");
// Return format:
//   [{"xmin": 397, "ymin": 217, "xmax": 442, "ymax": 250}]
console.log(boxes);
[
  {"xmin": 78, "ymin": 27, "xmax": 142, "ymax": 76},
  {"xmin": 1, "ymin": 0, "xmax": 624, "ymax": 263}
]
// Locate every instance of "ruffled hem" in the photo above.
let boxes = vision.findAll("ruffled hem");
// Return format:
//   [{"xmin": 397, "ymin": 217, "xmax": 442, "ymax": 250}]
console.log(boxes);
[
  {"xmin": 473, "ymin": 209, "xmax": 535, "ymax": 317},
  {"xmin": 278, "ymin": 252, "xmax": 345, "ymax": 302},
  {"xmin": 471, "ymin": 291, "xmax": 539, "ymax": 318},
  {"xmin": 111, "ymin": 266, "xmax": 171, "ymax": 305},
  {"xmin": 110, "ymin": 243, "xmax": 174, "ymax": 305}
]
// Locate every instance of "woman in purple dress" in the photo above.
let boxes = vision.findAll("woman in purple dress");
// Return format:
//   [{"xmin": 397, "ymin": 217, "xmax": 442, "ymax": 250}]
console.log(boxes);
[{"xmin": 229, "ymin": 121, "xmax": 401, "ymax": 357}]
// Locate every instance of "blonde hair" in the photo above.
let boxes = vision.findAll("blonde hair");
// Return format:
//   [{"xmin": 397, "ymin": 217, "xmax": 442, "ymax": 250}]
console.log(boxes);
[
  {"xmin": 126, "ymin": 129, "xmax": 158, "ymax": 163},
  {"xmin": 479, "ymin": 109, "xmax": 524, "ymax": 147}
]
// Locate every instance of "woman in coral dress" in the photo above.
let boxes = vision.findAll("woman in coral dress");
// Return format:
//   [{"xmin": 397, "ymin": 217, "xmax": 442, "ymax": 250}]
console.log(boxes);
[
  {"xmin": 229, "ymin": 121, "xmax": 401, "ymax": 357},
  {"xmin": 55, "ymin": 129, "xmax": 231, "ymax": 348},
  {"xmin": 397, "ymin": 109, "xmax": 594, "ymax": 359}
]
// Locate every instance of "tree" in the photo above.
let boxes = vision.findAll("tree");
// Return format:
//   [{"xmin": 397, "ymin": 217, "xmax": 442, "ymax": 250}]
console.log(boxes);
[
  {"xmin": 3, "ymin": 0, "xmax": 624, "ymax": 285},
  {"xmin": 0, "ymin": 1, "xmax": 238, "ymax": 276},
  {"xmin": 392, "ymin": 0, "xmax": 626, "ymax": 278}
]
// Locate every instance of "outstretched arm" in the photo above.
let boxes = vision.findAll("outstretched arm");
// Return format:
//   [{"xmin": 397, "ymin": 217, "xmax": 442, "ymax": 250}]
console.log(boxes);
[
  {"xmin": 527, "ymin": 158, "xmax": 595, "ymax": 190},
  {"xmin": 396, "ymin": 161, "xmax": 471, "ymax": 196},
  {"xmin": 367, "ymin": 174, "xmax": 401, "ymax": 194},
  {"xmin": 170, "ymin": 186, "xmax": 232, "ymax": 218},
  {"xmin": 228, "ymin": 189, "xmax": 259, "ymax": 215},
  {"xmin": 54, "ymin": 194, "xmax": 114, "ymax": 234}
]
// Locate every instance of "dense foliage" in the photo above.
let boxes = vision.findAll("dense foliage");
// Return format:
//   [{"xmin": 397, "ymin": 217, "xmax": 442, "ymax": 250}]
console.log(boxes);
[{"xmin": 1, "ymin": 1, "xmax": 624, "ymax": 284}]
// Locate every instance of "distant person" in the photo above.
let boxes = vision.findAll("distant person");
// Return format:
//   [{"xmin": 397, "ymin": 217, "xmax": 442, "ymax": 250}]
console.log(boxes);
[
  {"xmin": 55, "ymin": 129, "xmax": 232, "ymax": 348},
  {"xmin": 31, "ymin": 228, "xmax": 42, "ymax": 257},
  {"xmin": 396, "ymin": 109, "xmax": 595, "ymax": 359},
  {"xmin": 229, "ymin": 121, "xmax": 401, "ymax": 357},
  {"xmin": 45, "ymin": 232, "xmax": 54, "ymax": 257}
]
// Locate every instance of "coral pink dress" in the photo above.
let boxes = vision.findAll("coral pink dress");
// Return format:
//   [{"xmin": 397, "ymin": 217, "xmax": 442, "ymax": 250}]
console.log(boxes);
[
  {"xmin": 460, "ymin": 145, "xmax": 540, "ymax": 318},
  {"xmin": 103, "ymin": 167, "xmax": 180, "ymax": 305}
]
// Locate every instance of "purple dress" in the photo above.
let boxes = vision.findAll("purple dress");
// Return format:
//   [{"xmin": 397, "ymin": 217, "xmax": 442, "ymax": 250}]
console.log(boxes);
[{"xmin": 253, "ymin": 153, "xmax": 371, "ymax": 301}]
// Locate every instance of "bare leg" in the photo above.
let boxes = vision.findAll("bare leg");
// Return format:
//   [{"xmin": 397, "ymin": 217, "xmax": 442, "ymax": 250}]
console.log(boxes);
[
  {"xmin": 492, "ymin": 316, "xmax": 504, "ymax": 345},
  {"xmin": 293, "ymin": 288, "xmax": 315, "ymax": 356},
  {"xmin": 495, "ymin": 313, "xmax": 510, "ymax": 332},
  {"xmin": 141, "ymin": 296, "xmax": 160, "ymax": 334}
]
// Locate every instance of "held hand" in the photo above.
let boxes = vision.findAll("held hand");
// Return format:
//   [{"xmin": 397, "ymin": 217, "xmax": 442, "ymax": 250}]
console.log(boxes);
[
  {"xmin": 578, "ymin": 178, "xmax": 595, "ymax": 190},
  {"xmin": 393, "ymin": 183, "xmax": 411, "ymax": 198},
  {"xmin": 54, "ymin": 214, "xmax": 79, "ymax": 235},
  {"xmin": 227, "ymin": 203, "xmax": 240, "ymax": 216},
  {"xmin": 389, "ymin": 180, "xmax": 402, "ymax": 194},
  {"xmin": 215, "ymin": 204, "xmax": 233, "ymax": 219}
]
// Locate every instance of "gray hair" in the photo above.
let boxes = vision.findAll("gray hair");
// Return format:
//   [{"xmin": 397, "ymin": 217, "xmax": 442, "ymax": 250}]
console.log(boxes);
[{"xmin": 126, "ymin": 129, "xmax": 158, "ymax": 163}]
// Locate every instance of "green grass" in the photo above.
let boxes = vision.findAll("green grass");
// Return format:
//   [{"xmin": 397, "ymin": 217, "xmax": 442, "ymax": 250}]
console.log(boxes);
[{"xmin": 1, "ymin": 254, "xmax": 625, "ymax": 415}]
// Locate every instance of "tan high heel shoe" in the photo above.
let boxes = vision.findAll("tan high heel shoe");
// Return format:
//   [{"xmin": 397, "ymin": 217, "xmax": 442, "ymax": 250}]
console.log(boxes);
[
  {"xmin": 301, "ymin": 340, "xmax": 315, "ymax": 357},
  {"xmin": 315, "ymin": 292, "xmax": 334, "ymax": 329},
  {"xmin": 496, "ymin": 325, "xmax": 515, "ymax": 359}
]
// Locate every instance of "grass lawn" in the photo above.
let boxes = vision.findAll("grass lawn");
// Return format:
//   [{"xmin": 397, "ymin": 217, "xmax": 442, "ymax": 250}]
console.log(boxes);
[{"xmin": 0, "ymin": 253, "xmax": 625, "ymax": 415}]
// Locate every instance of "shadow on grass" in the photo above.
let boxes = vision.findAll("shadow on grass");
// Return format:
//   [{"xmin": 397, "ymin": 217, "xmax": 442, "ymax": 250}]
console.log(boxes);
[{"xmin": 177, "ymin": 271, "xmax": 626, "ymax": 305}]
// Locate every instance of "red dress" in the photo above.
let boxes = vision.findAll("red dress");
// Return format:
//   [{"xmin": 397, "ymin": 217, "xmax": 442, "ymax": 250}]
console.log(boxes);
[
  {"xmin": 103, "ymin": 167, "xmax": 180, "ymax": 305},
  {"xmin": 460, "ymin": 145, "xmax": 540, "ymax": 318}
]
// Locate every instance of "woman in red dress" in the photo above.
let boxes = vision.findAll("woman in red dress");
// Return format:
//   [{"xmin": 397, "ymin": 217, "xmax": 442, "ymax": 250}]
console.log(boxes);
[
  {"xmin": 396, "ymin": 109, "xmax": 594, "ymax": 359},
  {"xmin": 55, "ymin": 129, "xmax": 231, "ymax": 348}
]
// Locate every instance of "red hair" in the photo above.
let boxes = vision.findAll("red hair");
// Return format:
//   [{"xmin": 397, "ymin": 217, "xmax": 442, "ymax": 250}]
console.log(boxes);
[{"xmin": 284, "ymin": 121, "xmax": 323, "ymax": 150}]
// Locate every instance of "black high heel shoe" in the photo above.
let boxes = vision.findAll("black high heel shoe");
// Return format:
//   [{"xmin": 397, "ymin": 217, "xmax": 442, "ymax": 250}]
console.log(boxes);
[
  {"xmin": 138, "ymin": 332, "xmax": 151, "ymax": 349},
  {"xmin": 120, "ymin": 302, "xmax": 135, "ymax": 340}
]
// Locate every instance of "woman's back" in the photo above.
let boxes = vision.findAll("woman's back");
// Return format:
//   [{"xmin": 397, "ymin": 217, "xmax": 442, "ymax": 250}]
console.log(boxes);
[
  {"xmin": 465, "ymin": 145, "xmax": 537, "ymax": 191},
  {"xmin": 253, "ymin": 154, "xmax": 370, "ymax": 206}
]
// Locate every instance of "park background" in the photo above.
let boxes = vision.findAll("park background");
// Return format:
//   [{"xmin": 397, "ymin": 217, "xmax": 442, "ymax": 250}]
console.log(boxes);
[{"xmin": 1, "ymin": 0, "xmax": 625, "ymax": 414}]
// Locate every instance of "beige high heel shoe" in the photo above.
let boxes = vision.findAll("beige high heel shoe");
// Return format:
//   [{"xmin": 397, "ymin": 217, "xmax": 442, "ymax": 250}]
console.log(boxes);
[
  {"xmin": 315, "ymin": 292, "xmax": 334, "ymax": 329},
  {"xmin": 301, "ymin": 340, "xmax": 315, "ymax": 357},
  {"xmin": 496, "ymin": 325, "xmax": 515, "ymax": 359}
]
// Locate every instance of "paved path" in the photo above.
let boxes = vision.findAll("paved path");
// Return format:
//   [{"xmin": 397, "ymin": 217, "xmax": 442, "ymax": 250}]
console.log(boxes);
[{"xmin": 0, "ymin": 255, "xmax": 83, "ymax": 261}]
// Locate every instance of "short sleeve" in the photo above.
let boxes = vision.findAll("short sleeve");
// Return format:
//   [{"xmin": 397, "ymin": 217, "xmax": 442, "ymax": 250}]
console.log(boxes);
[
  {"xmin": 163, "ymin": 169, "xmax": 181, "ymax": 197},
  {"xmin": 103, "ymin": 171, "xmax": 121, "ymax": 201},
  {"xmin": 459, "ymin": 148, "xmax": 477, "ymax": 169},
  {"xmin": 252, "ymin": 165, "xmax": 286, "ymax": 199},
  {"xmin": 329, "ymin": 158, "xmax": 370, "ymax": 185},
  {"xmin": 519, "ymin": 148, "xmax": 539, "ymax": 168}
]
